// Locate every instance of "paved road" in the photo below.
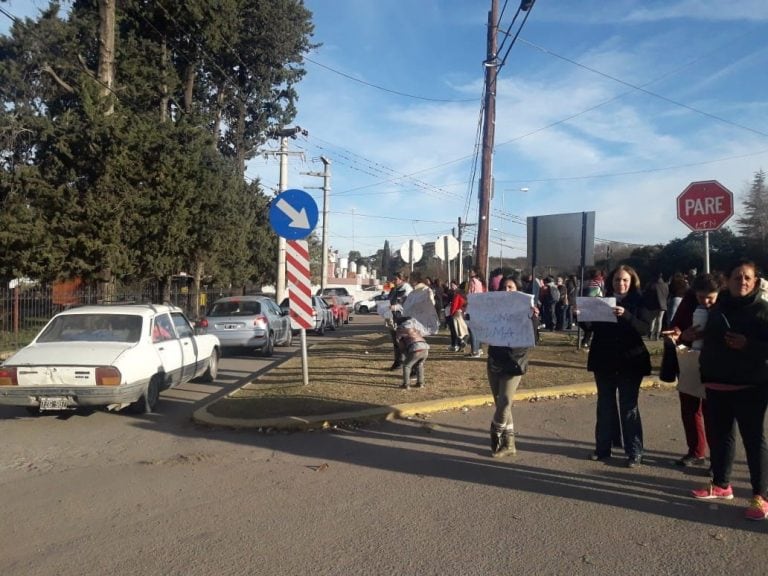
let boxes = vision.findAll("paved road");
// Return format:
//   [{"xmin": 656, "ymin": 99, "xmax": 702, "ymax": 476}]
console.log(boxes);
[{"xmin": 1, "ymin": 315, "xmax": 765, "ymax": 575}]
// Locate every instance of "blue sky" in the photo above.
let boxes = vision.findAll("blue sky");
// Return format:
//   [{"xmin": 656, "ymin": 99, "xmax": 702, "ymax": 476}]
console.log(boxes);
[
  {"xmin": 4, "ymin": 1, "xmax": 768, "ymax": 265},
  {"xmin": 272, "ymin": 0, "xmax": 768, "ymax": 263}
]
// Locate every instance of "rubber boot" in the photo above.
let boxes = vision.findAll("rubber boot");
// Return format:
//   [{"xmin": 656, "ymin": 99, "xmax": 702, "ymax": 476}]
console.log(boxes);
[
  {"xmin": 493, "ymin": 430, "xmax": 516, "ymax": 458},
  {"xmin": 490, "ymin": 425, "xmax": 503, "ymax": 456}
]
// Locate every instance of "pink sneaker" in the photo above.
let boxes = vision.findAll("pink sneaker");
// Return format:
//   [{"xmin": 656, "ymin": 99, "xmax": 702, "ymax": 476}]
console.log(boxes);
[
  {"xmin": 691, "ymin": 483, "xmax": 734, "ymax": 500},
  {"xmin": 744, "ymin": 496, "xmax": 768, "ymax": 521}
]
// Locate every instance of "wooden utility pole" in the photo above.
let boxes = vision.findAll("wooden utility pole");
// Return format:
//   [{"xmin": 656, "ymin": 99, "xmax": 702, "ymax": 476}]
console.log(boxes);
[
  {"xmin": 97, "ymin": 0, "xmax": 116, "ymax": 115},
  {"xmin": 476, "ymin": 0, "xmax": 499, "ymax": 284}
]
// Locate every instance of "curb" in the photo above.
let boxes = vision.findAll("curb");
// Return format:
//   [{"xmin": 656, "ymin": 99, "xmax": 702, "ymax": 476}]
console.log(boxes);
[{"xmin": 192, "ymin": 377, "xmax": 675, "ymax": 431}]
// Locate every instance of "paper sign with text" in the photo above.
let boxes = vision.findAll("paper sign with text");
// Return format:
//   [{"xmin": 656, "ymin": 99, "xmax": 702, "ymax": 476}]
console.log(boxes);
[
  {"xmin": 402, "ymin": 289, "xmax": 439, "ymax": 335},
  {"xmin": 467, "ymin": 291, "xmax": 536, "ymax": 348},
  {"xmin": 575, "ymin": 297, "xmax": 617, "ymax": 323}
]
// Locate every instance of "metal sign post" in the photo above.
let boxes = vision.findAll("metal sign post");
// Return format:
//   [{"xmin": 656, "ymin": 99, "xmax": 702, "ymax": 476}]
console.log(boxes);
[{"xmin": 269, "ymin": 189, "xmax": 318, "ymax": 385}]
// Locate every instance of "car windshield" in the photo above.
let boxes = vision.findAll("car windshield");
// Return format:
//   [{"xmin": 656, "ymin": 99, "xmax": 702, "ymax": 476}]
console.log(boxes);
[
  {"xmin": 37, "ymin": 313, "xmax": 142, "ymax": 343},
  {"xmin": 208, "ymin": 300, "xmax": 261, "ymax": 317}
]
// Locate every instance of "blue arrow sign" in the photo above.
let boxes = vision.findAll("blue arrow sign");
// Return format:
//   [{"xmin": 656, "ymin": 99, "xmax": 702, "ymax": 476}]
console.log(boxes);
[{"xmin": 269, "ymin": 188, "xmax": 319, "ymax": 240}]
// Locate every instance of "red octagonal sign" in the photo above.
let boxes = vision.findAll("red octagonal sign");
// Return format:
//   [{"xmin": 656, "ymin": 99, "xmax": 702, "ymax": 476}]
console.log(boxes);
[{"xmin": 677, "ymin": 180, "xmax": 734, "ymax": 232}]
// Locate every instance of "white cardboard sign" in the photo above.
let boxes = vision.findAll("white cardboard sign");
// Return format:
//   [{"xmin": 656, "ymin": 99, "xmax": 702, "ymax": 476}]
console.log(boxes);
[
  {"xmin": 402, "ymin": 289, "xmax": 439, "ymax": 335},
  {"xmin": 575, "ymin": 297, "xmax": 617, "ymax": 323},
  {"xmin": 467, "ymin": 292, "xmax": 536, "ymax": 348}
]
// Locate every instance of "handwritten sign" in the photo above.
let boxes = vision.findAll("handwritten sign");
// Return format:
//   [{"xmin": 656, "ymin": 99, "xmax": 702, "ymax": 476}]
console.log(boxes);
[
  {"xmin": 467, "ymin": 292, "xmax": 535, "ymax": 348},
  {"xmin": 402, "ymin": 288, "xmax": 439, "ymax": 335},
  {"xmin": 575, "ymin": 297, "xmax": 617, "ymax": 323}
]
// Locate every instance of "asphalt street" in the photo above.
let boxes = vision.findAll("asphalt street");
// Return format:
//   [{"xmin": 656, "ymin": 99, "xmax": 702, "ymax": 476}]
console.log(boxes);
[{"xmin": 1, "ymin": 315, "xmax": 766, "ymax": 575}]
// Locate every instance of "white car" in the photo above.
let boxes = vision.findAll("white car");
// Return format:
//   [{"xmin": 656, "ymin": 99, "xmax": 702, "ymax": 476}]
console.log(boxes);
[
  {"xmin": 0, "ymin": 304, "xmax": 220, "ymax": 414},
  {"xmin": 354, "ymin": 292, "xmax": 390, "ymax": 314}
]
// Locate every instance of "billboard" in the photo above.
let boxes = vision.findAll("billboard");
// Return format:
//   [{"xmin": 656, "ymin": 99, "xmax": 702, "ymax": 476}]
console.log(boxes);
[{"xmin": 527, "ymin": 211, "xmax": 595, "ymax": 269}]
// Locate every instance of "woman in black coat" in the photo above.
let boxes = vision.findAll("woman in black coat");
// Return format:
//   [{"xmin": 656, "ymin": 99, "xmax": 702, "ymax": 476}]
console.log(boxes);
[{"xmin": 582, "ymin": 265, "xmax": 651, "ymax": 467}]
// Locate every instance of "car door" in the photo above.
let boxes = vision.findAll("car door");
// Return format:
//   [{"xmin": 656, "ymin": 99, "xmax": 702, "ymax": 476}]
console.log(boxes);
[
  {"xmin": 171, "ymin": 311, "xmax": 200, "ymax": 383},
  {"xmin": 268, "ymin": 299, "xmax": 289, "ymax": 342},
  {"xmin": 151, "ymin": 313, "xmax": 184, "ymax": 388}
]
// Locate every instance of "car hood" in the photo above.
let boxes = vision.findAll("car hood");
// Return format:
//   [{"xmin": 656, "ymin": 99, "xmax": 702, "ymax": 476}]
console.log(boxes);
[{"xmin": 5, "ymin": 341, "xmax": 135, "ymax": 366}]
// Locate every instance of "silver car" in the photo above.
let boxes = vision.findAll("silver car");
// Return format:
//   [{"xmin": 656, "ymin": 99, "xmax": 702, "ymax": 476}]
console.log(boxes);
[
  {"xmin": 280, "ymin": 296, "xmax": 335, "ymax": 335},
  {"xmin": 199, "ymin": 296, "xmax": 292, "ymax": 356}
]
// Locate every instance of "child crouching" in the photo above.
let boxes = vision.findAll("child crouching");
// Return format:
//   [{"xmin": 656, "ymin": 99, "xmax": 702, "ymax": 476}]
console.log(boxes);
[{"xmin": 394, "ymin": 316, "xmax": 430, "ymax": 390}]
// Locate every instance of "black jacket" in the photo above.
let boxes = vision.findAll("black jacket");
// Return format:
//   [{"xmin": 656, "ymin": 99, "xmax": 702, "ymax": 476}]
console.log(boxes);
[
  {"xmin": 585, "ymin": 290, "xmax": 652, "ymax": 376},
  {"xmin": 699, "ymin": 288, "xmax": 768, "ymax": 387}
]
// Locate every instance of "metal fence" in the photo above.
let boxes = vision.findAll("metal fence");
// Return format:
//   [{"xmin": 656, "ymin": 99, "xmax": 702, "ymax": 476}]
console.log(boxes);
[{"xmin": 0, "ymin": 283, "xmax": 246, "ymax": 350}]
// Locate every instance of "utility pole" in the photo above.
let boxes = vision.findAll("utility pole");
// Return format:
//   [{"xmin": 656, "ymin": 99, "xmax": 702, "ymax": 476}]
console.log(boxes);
[
  {"xmin": 264, "ymin": 126, "xmax": 306, "ymax": 304},
  {"xmin": 476, "ymin": 0, "xmax": 499, "ymax": 285},
  {"xmin": 302, "ymin": 156, "xmax": 332, "ymax": 290}
]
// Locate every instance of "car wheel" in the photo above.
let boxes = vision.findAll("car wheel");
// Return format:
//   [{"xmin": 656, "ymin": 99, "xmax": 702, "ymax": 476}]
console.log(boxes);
[
  {"xmin": 360, "ymin": 306, "xmax": 369, "ymax": 314},
  {"xmin": 260, "ymin": 332, "xmax": 275, "ymax": 357},
  {"xmin": 201, "ymin": 350, "xmax": 219, "ymax": 382},
  {"xmin": 316, "ymin": 321, "xmax": 325, "ymax": 336},
  {"xmin": 25, "ymin": 406, "xmax": 40, "ymax": 416},
  {"xmin": 284, "ymin": 328, "xmax": 293, "ymax": 347},
  {"xmin": 130, "ymin": 376, "xmax": 160, "ymax": 414}
]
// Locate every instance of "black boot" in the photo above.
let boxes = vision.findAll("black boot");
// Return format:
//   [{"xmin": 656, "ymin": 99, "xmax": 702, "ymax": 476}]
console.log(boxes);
[
  {"xmin": 491, "ymin": 425, "xmax": 501, "ymax": 456},
  {"xmin": 490, "ymin": 425, "xmax": 502, "ymax": 456},
  {"xmin": 493, "ymin": 430, "xmax": 516, "ymax": 458}
]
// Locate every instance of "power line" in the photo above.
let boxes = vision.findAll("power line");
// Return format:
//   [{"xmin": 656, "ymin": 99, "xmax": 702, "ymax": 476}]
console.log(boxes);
[
  {"xmin": 304, "ymin": 56, "xmax": 476, "ymax": 103},
  {"xmin": 494, "ymin": 146, "xmax": 768, "ymax": 185},
  {"xmin": 519, "ymin": 37, "xmax": 768, "ymax": 140}
]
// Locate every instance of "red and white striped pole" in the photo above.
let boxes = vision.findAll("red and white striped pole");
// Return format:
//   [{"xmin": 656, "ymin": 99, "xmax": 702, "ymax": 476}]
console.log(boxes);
[{"xmin": 286, "ymin": 239, "xmax": 312, "ymax": 385}]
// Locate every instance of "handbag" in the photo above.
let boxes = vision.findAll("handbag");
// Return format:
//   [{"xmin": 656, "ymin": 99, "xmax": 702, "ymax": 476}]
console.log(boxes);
[
  {"xmin": 676, "ymin": 346, "xmax": 705, "ymax": 398},
  {"xmin": 658, "ymin": 337, "xmax": 679, "ymax": 382},
  {"xmin": 454, "ymin": 312, "xmax": 469, "ymax": 339}
]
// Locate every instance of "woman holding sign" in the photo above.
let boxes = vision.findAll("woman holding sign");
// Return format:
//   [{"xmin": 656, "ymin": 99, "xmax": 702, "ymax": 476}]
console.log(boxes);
[
  {"xmin": 486, "ymin": 277, "xmax": 539, "ymax": 457},
  {"xmin": 580, "ymin": 265, "xmax": 651, "ymax": 468}
]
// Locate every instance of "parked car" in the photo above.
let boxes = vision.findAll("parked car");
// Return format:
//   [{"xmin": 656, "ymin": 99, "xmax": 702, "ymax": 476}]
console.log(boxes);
[
  {"xmin": 317, "ymin": 287, "xmax": 355, "ymax": 313},
  {"xmin": 0, "ymin": 304, "xmax": 220, "ymax": 414},
  {"xmin": 354, "ymin": 292, "xmax": 390, "ymax": 314},
  {"xmin": 198, "ymin": 295, "xmax": 292, "ymax": 356},
  {"xmin": 280, "ymin": 296, "xmax": 334, "ymax": 335},
  {"xmin": 322, "ymin": 295, "xmax": 350, "ymax": 327}
]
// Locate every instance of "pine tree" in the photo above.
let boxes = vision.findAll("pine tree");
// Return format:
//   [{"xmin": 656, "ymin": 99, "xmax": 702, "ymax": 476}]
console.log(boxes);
[{"xmin": 737, "ymin": 170, "xmax": 768, "ymax": 244}]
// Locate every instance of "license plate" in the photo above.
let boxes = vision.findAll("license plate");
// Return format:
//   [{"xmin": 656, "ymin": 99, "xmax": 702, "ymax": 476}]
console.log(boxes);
[
  {"xmin": 39, "ymin": 397, "xmax": 70, "ymax": 411},
  {"xmin": 225, "ymin": 324, "xmax": 239, "ymax": 329}
]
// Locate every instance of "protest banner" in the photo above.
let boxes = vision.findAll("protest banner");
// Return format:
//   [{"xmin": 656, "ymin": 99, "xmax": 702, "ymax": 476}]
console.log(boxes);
[{"xmin": 467, "ymin": 291, "xmax": 536, "ymax": 347}]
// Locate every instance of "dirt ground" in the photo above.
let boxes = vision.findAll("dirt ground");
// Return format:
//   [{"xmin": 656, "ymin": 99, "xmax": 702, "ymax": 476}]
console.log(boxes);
[{"xmin": 207, "ymin": 329, "xmax": 664, "ymax": 420}]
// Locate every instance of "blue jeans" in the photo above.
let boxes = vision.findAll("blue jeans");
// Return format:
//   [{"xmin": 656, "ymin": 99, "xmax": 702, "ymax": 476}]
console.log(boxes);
[
  {"xmin": 469, "ymin": 329, "xmax": 480, "ymax": 354},
  {"xmin": 594, "ymin": 372, "xmax": 643, "ymax": 458}
]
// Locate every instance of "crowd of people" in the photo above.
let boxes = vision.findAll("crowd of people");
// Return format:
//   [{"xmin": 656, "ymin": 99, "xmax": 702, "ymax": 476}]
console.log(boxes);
[{"xmin": 382, "ymin": 259, "xmax": 768, "ymax": 522}]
